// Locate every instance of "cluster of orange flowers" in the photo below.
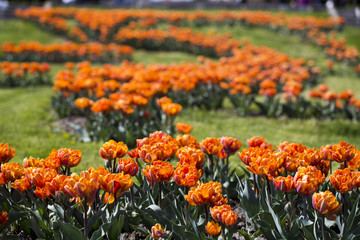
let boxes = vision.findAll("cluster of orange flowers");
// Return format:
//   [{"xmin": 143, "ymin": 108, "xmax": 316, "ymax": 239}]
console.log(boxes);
[
  {"xmin": 1, "ymin": 143, "xmax": 135, "ymax": 206},
  {"xmin": 0, "ymin": 61, "xmax": 51, "ymax": 87},
  {"xmin": 309, "ymin": 84, "xmax": 360, "ymax": 110},
  {"xmin": 53, "ymin": 41, "xmax": 315, "ymax": 107},
  {"xmin": 114, "ymin": 26, "xmax": 239, "ymax": 57},
  {"xmin": 1, "ymin": 42, "xmax": 133, "ymax": 63},
  {"xmin": 0, "ymin": 62, "xmax": 50, "ymax": 75},
  {"xmin": 240, "ymin": 137, "xmax": 360, "ymax": 220},
  {"xmin": 307, "ymin": 29, "xmax": 358, "ymax": 65}
]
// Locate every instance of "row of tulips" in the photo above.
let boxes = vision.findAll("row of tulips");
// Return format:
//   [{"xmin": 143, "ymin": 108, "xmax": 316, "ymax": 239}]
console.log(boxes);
[
  {"xmin": 1, "ymin": 42, "xmax": 134, "ymax": 63},
  {"xmin": 16, "ymin": 7, "xmax": 359, "ymax": 75},
  {"xmin": 0, "ymin": 61, "xmax": 51, "ymax": 87},
  {"xmin": 1, "ymin": 131, "xmax": 360, "ymax": 239}
]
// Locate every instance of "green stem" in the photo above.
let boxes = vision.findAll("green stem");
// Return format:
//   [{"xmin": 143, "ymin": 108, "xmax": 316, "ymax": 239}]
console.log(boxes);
[
  {"xmin": 266, "ymin": 176, "xmax": 272, "ymax": 205},
  {"xmin": 322, "ymin": 214, "xmax": 325, "ymax": 240},
  {"xmin": 221, "ymin": 224, "xmax": 226, "ymax": 240},
  {"xmin": 130, "ymin": 186, "xmax": 135, "ymax": 208},
  {"xmin": 83, "ymin": 200, "xmax": 88, "ymax": 240},
  {"xmin": 253, "ymin": 173, "xmax": 258, "ymax": 194},
  {"xmin": 185, "ymin": 198, "xmax": 188, "ymax": 225},
  {"xmin": 209, "ymin": 155, "xmax": 214, "ymax": 181},
  {"xmin": 158, "ymin": 182, "xmax": 162, "ymax": 208}
]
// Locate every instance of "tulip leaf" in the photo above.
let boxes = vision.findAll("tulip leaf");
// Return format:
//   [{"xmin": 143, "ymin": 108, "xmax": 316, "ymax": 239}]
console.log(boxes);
[
  {"xmin": 130, "ymin": 224, "xmax": 149, "ymax": 236},
  {"xmin": 48, "ymin": 204, "xmax": 64, "ymax": 220},
  {"xmin": 238, "ymin": 230, "xmax": 254, "ymax": 240},
  {"xmin": 345, "ymin": 194, "xmax": 360, "ymax": 233},
  {"xmin": 184, "ymin": 230, "xmax": 201, "ymax": 240},
  {"xmin": 54, "ymin": 221, "xmax": 85, "ymax": 240},
  {"xmin": 90, "ymin": 227, "xmax": 105, "ymax": 240},
  {"xmin": 162, "ymin": 196, "xmax": 185, "ymax": 225},
  {"xmin": 188, "ymin": 214, "xmax": 203, "ymax": 240},
  {"xmin": 0, "ymin": 211, "xmax": 27, "ymax": 232},
  {"xmin": 87, "ymin": 208, "xmax": 104, "ymax": 235},
  {"xmin": 301, "ymin": 224, "xmax": 316, "ymax": 240}
]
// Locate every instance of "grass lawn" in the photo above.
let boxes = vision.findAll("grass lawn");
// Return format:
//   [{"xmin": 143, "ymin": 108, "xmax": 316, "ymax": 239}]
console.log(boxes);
[{"xmin": 1, "ymin": 18, "xmax": 360, "ymax": 173}]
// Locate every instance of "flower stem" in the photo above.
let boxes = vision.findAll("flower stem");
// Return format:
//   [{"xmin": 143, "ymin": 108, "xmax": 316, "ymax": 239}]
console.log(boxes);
[
  {"xmin": 265, "ymin": 176, "xmax": 272, "ymax": 205},
  {"xmin": 130, "ymin": 186, "xmax": 135, "ymax": 208},
  {"xmin": 158, "ymin": 182, "xmax": 162, "ymax": 208},
  {"xmin": 225, "ymin": 156, "xmax": 229, "ymax": 175},
  {"xmin": 253, "ymin": 173, "xmax": 258, "ymax": 194},
  {"xmin": 322, "ymin": 214, "xmax": 325, "ymax": 240},
  {"xmin": 83, "ymin": 200, "xmax": 88, "ymax": 240},
  {"xmin": 209, "ymin": 155, "xmax": 214, "ymax": 181}
]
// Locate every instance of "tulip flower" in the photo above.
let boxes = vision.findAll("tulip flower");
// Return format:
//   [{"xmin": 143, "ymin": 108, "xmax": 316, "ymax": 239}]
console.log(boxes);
[
  {"xmin": 205, "ymin": 221, "xmax": 221, "ymax": 236},
  {"xmin": 312, "ymin": 191, "xmax": 342, "ymax": 220},
  {"xmin": 0, "ymin": 211, "xmax": 8, "ymax": 226},
  {"xmin": 151, "ymin": 223, "xmax": 166, "ymax": 239},
  {"xmin": 0, "ymin": 143, "xmax": 16, "ymax": 164}
]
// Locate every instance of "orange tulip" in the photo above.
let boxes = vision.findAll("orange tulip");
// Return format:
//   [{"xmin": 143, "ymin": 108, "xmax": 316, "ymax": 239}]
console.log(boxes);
[
  {"xmin": 205, "ymin": 221, "xmax": 221, "ymax": 236},
  {"xmin": 117, "ymin": 158, "xmax": 138, "ymax": 176},
  {"xmin": 99, "ymin": 140, "xmax": 128, "ymax": 160},
  {"xmin": 0, "ymin": 211, "xmax": 8, "ymax": 226},
  {"xmin": 272, "ymin": 175, "xmax": 295, "ymax": 192},
  {"xmin": 312, "ymin": 191, "xmax": 342, "ymax": 220},
  {"xmin": 200, "ymin": 138, "xmax": 223, "ymax": 156},
  {"xmin": 294, "ymin": 166, "xmax": 325, "ymax": 196},
  {"xmin": 23, "ymin": 156, "xmax": 41, "ymax": 168},
  {"xmin": 161, "ymin": 103, "xmax": 182, "ymax": 116},
  {"xmin": 176, "ymin": 146, "xmax": 205, "ymax": 168},
  {"xmin": 151, "ymin": 223, "xmax": 166, "ymax": 239},
  {"xmin": 176, "ymin": 134, "xmax": 199, "ymax": 149},
  {"xmin": 73, "ymin": 175, "xmax": 99, "ymax": 206},
  {"xmin": 175, "ymin": 122, "xmax": 193, "ymax": 134},
  {"xmin": 11, "ymin": 176, "xmax": 31, "ymax": 192},
  {"xmin": 46, "ymin": 174, "xmax": 68, "ymax": 197},
  {"xmin": 74, "ymin": 97, "xmax": 94, "ymax": 109},
  {"xmin": 34, "ymin": 187, "xmax": 51, "ymax": 199},
  {"xmin": 0, "ymin": 143, "xmax": 16, "ymax": 164},
  {"xmin": 1, "ymin": 162, "xmax": 24, "ymax": 182},
  {"xmin": 331, "ymin": 141, "xmax": 356, "ymax": 163},
  {"xmin": 138, "ymin": 142, "xmax": 178, "ymax": 164},
  {"xmin": 185, "ymin": 181, "xmax": 227, "ymax": 206},
  {"xmin": 246, "ymin": 137, "xmax": 273, "ymax": 151},
  {"xmin": 329, "ymin": 168, "xmax": 355, "ymax": 194},
  {"xmin": 174, "ymin": 163, "xmax": 202, "ymax": 187},
  {"xmin": 347, "ymin": 150, "xmax": 360, "ymax": 171},
  {"xmin": 220, "ymin": 137, "xmax": 242, "ymax": 156},
  {"xmin": 25, "ymin": 167, "xmax": 58, "ymax": 188},
  {"xmin": 210, "ymin": 204, "xmax": 238, "ymax": 226},
  {"xmin": 48, "ymin": 148, "xmax": 81, "ymax": 168},
  {"xmin": 142, "ymin": 160, "xmax": 174, "ymax": 185},
  {"xmin": 246, "ymin": 151, "xmax": 284, "ymax": 176},
  {"xmin": 98, "ymin": 172, "xmax": 133, "ymax": 204}
]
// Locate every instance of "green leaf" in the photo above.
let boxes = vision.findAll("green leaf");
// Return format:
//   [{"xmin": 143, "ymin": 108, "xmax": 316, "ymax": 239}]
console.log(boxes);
[
  {"xmin": 238, "ymin": 230, "xmax": 254, "ymax": 240},
  {"xmin": 54, "ymin": 221, "xmax": 85, "ymax": 240},
  {"xmin": 48, "ymin": 204, "xmax": 64, "ymax": 220},
  {"xmin": 0, "ymin": 211, "xmax": 27, "ymax": 232},
  {"xmin": 130, "ymin": 224, "xmax": 149, "ymax": 236},
  {"xmin": 345, "ymin": 194, "xmax": 360, "ymax": 233},
  {"xmin": 87, "ymin": 208, "xmax": 104, "ymax": 235}
]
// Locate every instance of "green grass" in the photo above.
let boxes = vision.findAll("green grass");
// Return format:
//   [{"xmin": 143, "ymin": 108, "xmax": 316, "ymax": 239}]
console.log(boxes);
[
  {"xmin": 0, "ymin": 20, "xmax": 64, "ymax": 45},
  {"xmin": 1, "ymin": 18, "xmax": 360, "ymax": 173}
]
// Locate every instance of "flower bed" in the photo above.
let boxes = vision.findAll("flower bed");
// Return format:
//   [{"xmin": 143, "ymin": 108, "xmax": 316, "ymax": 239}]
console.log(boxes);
[
  {"xmin": 1, "ymin": 42, "xmax": 134, "ymax": 63},
  {"xmin": 1, "ymin": 133, "xmax": 360, "ymax": 239},
  {"xmin": 15, "ymin": 7, "xmax": 360, "ymax": 75},
  {"xmin": 0, "ymin": 62, "xmax": 51, "ymax": 87}
]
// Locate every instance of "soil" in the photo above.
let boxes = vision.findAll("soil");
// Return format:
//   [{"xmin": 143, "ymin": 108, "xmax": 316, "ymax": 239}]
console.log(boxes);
[
  {"xmin": 230, "ymin": 199, "xmax": 267, "ymax": 240},
  {"xmin": 55, "ymin": 116, "xmax": 88, "ymax": 135}
]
